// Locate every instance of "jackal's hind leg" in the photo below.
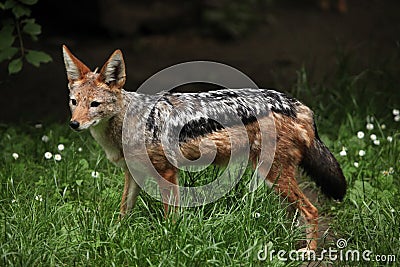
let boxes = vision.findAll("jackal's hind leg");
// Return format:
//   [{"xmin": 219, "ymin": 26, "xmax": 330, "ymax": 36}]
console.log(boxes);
[
  {"xmin": 261, "ymin": 163, "xmax": 319, "ymax": 251},
  {"xmin": 120, "ymin": 170, "xmax": 141, "ymax": 218}
]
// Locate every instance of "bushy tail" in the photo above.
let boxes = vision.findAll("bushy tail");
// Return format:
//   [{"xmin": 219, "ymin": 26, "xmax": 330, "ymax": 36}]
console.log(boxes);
[{"xmin": 300, "ymin": 130, "xmax": 347, "ymax": 201}]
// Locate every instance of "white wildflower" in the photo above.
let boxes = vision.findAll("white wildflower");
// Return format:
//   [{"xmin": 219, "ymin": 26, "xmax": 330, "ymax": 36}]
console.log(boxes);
[
  {"xmin": 357, "ymin": 131, "xmax": 365, "ymax": 139},
  {"xmin": 57, "ymin": 144, "xmax": 65, "ymax": 151},
  {"xmin": 358, "ymin": 150, "xmax": 366, "ymax": 157},
  {"xmin": 380, "ymin": 124, "xmax": 386, "ymax": 130},
  {"xmin": 34, "ymin": 123, "xmax": 43, "ymax": 129},
  {"xmin": 254, "ymin": 212, "xmax": 261, "ymax": 218},
  {"xmin": 78, "ymin": 147, "xmax": 83, "ymax": 152},
  {"xmin": 373, "ymin": 139, "xmax": 380, "ymax": 146},
  {"xmin": 387, "ymin": 136, "xmax": 393, "ymax": 142},
  {"xmin": 11, "ymin": 199, "xmax": 17, "ymax": 204},
  {"xmin": 12, "ymin": 153, "xmax": 19, "ymax": 160},
  {"xmin": 44, "ymin": 152, "xmax": 52, "ymax": 159},
  {"xmin": 354, "ymin": 162, "xmax": 359, "ymax": 168},
  {"xmin": 54, "ymin": 154, "xmax": 62, "ymax": 161},
  {"xmin": 389, "ymin": 167, "xmax": 394, "ymax": 174},
  {"xmin": 393, "ymin": 109, "xmax": 400, "ymax": 116},
  {"xmin": 339, "ymin": 147, "xmax": 347, "ymax": 156},
  {"xmin": 91, "ymin": 171, "xmax": 99, "ymax": 178},
  {"xmin": 41, "ymin": 135, "xmax": 49, "ymax": 143},
  {"xmin": 35, "ymin": 195, "xmax": 43, "ymax": 202},
  {"xmin": 395, "ymin": 115, "xmax": 400, "ymax": 122},
  {"xmin": 370, "ymin": 134, "xmax": 377, "ymax": 141},
  {"xmin": 366, "ymin": 123, "xmax": 374, "ymax": 130}
]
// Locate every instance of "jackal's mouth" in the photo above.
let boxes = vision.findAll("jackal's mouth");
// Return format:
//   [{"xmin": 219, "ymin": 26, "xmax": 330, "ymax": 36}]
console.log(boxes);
[
  {"xmin": 79, "ymin": 120, "xmax": 99, "ymax": 130},
  {"xmin": 69, "ymin": 120, "xmax": 99, "ymax": 131},
  {"xmin": 90, "ymin": 120, "xmax": 100, "ymax": 127}
]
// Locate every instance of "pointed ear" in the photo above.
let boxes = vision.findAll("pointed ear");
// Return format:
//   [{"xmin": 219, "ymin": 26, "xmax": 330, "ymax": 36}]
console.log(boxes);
[
  {"xmin": 62, "ymin": 45, "xmax": 90, "ymax": 82},
  {"xmin": 98, "ymin": 49, "xmax": 126, "ymax": 89}
]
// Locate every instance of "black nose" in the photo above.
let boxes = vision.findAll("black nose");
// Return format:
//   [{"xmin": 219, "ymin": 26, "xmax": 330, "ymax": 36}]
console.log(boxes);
[{"xmin": 69, "ymin": 120, "xmax": 80, "ymax": 130}]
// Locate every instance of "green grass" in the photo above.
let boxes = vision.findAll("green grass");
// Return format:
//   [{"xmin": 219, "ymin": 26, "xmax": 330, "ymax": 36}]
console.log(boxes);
[
  {"xmin": 1, "ymin": 112, "xmax": 398, "ymax": 266},
  {"xmin": 1, "ymin": 54, "xmax": 399, "ymax": 266},
  {"xmin": 0, "ymin": 124, "xmax": 304, "ymax": 266}
]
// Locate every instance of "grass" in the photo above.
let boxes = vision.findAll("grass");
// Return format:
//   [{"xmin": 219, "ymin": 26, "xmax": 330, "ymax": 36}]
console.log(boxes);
[
  {"xmin": 0, "ymin": 124, "xmax": 302, "ymax": 266},
  {"xmin": 1, "ymin": 53, "xmax": 399, "ymax": 266}
]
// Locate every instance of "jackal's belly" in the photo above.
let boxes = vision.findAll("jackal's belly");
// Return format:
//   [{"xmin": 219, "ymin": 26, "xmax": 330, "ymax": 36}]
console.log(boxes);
[{"xmin": 144, "ymin": 116, "xmax": 276, "ymax": 170}]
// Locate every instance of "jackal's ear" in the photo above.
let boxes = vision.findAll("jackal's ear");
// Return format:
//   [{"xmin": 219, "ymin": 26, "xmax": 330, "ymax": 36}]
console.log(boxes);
[
  {"xmin": 98, "ymin": 49, "xmax": 126, "ymax": 89},
  {"xmin": 62, "ymin": 45, "xmax": 90, "ymax": 82}
]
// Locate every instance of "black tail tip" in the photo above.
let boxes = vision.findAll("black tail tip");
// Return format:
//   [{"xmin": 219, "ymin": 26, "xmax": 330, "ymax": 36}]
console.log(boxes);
[{"xmin": 320, "ymin": 173, "xmax": 347, "ymax": 201}]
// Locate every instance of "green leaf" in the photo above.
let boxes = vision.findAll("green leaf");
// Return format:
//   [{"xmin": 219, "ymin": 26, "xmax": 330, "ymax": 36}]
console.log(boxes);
[
  {"xmin": 59, "ymin": 136, "xmax": 69, "ymax": 143},
  {"xmin": 8, "ymin": 57, "xmax": 23, "ymax": 74},
  {"xmin": 12, "ymin": 4, "xmax": 31, "ymax": 18},
  {"xmin": 0, "ymin": 25, "xmax": 15, "ymax": 49},
  {"xmin": 0, "ymin": 46, "xmax": 18, "ymax": 62},
  {"xmin": 22, "ymin": 19, "xmax": 41, "ymax": 36},
  {"xmin": 348, "ymin": 180, "xmax": 376, "ymax": 205},
  {"xmin": 19, "ymin": 0, "xmax": 38, "ymax": 5},
  {"xmin": 4, "ymin": 0, "xmax": 17, "ymax": 9},
  {"xmin": 26, "ymin": 50, "xmax": 52, "ymax": 67},
  {"xmin": 79, "ymin": 159, "xmax": 89, "ymax": 170}
]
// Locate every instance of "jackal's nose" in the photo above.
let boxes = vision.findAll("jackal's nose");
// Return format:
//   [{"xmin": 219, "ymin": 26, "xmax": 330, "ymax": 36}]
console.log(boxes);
[{"xmin": 69, "ymin": 120, "xmax": 80, "ymax": 130}]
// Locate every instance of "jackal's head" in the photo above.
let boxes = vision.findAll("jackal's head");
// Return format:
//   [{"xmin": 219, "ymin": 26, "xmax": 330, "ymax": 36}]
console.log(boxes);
[{"xmin": 62, "ymin": 45, "xmax": 126, "ymax": 131}]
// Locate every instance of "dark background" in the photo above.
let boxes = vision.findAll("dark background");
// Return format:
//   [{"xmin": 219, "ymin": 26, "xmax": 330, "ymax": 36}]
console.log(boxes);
[{"xmin": 0, "ymin": 0, "xmax": 399, "ymax": 124}]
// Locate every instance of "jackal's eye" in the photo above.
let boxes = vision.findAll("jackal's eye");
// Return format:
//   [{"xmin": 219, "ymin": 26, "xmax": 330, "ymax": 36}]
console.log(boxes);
[
  {"xmin": 90, "ymin": 101, "xmax": 101, "ymax": 107},
  {"xmin": 71, "ymin": 99, "xmax": 77, "ymax": 106}
]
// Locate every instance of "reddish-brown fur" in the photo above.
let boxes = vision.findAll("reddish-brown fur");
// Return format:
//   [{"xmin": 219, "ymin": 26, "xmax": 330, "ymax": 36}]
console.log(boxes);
[{"xmin": 139, "ymin": 110, "xmax": 319, "ymax": 249}]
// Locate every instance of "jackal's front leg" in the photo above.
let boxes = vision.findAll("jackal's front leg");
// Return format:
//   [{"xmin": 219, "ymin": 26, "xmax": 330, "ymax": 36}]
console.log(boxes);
[
  {"xmin": 157, "ymin": 168, "xmax": 179, "ymax": 217},
  {"xmin": 120, "ymin": 170, "xmax": 141, "ymax": 218}
]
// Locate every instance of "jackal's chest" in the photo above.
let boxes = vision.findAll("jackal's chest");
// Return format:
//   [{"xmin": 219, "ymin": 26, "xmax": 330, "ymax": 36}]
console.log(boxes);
[{"xmin": 90, "ymin": 122, "xmax": 126, "ymax": 168}]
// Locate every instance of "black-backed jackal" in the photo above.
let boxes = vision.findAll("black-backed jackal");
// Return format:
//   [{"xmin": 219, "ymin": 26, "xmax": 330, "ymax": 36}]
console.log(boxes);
[{"xmin": 62, "ymin": 45, "xmax": 346, "ymax": 251}]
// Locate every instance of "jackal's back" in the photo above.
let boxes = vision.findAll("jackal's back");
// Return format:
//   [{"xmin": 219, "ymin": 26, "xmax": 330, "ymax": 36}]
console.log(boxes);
[{"xmin": 137, "ymin": 88, "xmax": 301, "ymax": 143}]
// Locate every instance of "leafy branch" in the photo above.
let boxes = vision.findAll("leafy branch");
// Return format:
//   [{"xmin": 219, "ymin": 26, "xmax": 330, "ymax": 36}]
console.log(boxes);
[{"xmin": 0, "ymin": 0, "xmax": 52, "ymax": 75}]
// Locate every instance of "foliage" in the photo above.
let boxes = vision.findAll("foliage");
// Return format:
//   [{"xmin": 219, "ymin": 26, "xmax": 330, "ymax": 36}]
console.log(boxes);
[
  {"xmin": 0, "ymin": 0, "xmax": 52, "ymax": 75},
  {"xmin": 291, "ymin": 47, "xmax": 400, "ymax": 138},
  {"xmin": 201, "ymin": 0, "xmax": 274, "ymax": 39}
]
